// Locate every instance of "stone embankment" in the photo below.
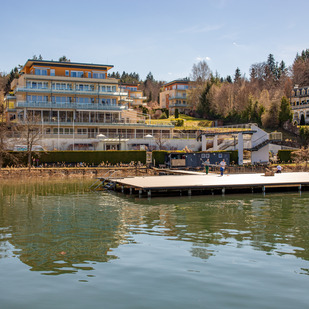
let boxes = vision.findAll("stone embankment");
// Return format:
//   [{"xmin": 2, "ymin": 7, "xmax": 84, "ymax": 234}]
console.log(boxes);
[
  {"xmin": 0, "ymin": 167, "xmax": 156, "ymax": 179},
  {"xmin": 0, "ymin": 164, "xmax": 306, "ymax": 179}
]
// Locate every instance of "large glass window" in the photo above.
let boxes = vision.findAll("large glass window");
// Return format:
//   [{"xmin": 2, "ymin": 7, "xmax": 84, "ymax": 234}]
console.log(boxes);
[
  {"xmin": 35, "ymin": 68, "xmax": 47, "ymax": 75},
  {"xmin": 71, "ymin": 71, "xmax": 84, "ymax": 78},
  {"xmin": 93, "ymin": 72, "xmax": 105, "ymax": 79}
]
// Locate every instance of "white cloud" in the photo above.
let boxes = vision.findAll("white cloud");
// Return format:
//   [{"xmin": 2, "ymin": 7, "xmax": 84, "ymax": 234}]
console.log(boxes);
[{"xmin": 196, "ymin": 56, "xmax": 211, "ymax": 62}]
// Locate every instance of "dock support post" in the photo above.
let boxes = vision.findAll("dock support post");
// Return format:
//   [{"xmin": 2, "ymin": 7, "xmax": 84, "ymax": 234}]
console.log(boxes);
[
  {"xmin": 180, "ymin": 190, "xmax": 182, "ymax": 196},
  {"xmin": 222, "ymin": 188, "xmax": 225, "ymax": 195},
  {"xmin": 121, "ymin": 186, "xmax": 124, "ymax": 193},
  {"xmin": 139, "ymin": 189, "xmax": 142, "ymax": 197},
  {"xmin": 262, "ymin": 186, "xmax": 265, "ymax": 193},
  {"xmin": 148, "ymin": 190, "xmax": 151, "ymax": 198},
  {"xmin": 129, "ymin": 187, "xmax": 132, "ymax": 195},
  {"xmin": 298, "ymin": 184, "xmax": 302, "ymax": 192},
  {"xmin": 188, "ymin": 189, "xmax": 192, "ymax": 196},
  {"xmin": 251, "ymin": 187, "xmax": 254, "ymax": 193}
]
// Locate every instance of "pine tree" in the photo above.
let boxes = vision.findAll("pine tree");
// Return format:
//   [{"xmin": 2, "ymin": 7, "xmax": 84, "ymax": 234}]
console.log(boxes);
[
  {"xmin": 279, "ymin": 96, "xmax": 292, "ymax": 126},
  {"xmin": 234, "ymin": 68, "xmax": 241, "ymax": 83}
]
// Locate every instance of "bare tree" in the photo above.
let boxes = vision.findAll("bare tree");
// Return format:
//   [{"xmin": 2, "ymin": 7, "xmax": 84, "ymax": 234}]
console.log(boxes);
[
  {"xmin": 0, "ymin": 102, "xmax": 20, "ymax": 168},
  {"xmin": 19, "ymin": 114, "xmax": 43, "ymax": 171},
  {"xmin": 154, "ymin": 133, "xmax": 167, "ymax": 150},
  {"xmin": 187, "ymin": 60, "xmax": 212, "ymax": 111}
]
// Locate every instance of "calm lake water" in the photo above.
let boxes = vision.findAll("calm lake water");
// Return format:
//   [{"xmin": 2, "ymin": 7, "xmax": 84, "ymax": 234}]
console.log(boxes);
[{"xmin": 0, "ymin": 179, "xmax": 309, "ymax": 309}]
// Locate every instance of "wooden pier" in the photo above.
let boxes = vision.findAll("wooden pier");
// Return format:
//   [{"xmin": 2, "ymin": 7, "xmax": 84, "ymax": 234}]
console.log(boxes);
[{"xmin": 104, "ymin": 171, "xmax": 309, "ymax": 197}]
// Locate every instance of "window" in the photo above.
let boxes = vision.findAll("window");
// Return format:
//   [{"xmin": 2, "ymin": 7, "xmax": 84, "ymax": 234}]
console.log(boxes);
[
  {"xmin": 112, "ymin": 99, "xmax": 116, "ymax": 105},
  {"xmin": 50, "ymin": 69, "xmax": 55, "ymax": 76},
  {"xmin": 71, "ymin": 71, "xmax": 83, "ymax": 78},
  {"xmin": 101, "ymin": 86, "xmax": 106, "ymax": 92},
  {"xmin": 77, "ymin": 129, "xmax": 87, "ymax": 134},
  {"xmin": 107, "ymin": 86, "xmax": 111, "ymax": 92},
  {"xmin": 88, "ymin": 72, "xmax": 91, "ymax": 78},
  {"xmin": 112, "ymin": 86, "xmax": 116, "ymax": 92},
  {"xmin": 93, "ymin": 72, "xmax": 105, "ymax": 79},
  {"xmin": 65, "ymin": 70, "xmax": 69, "ymax": 76},
  {"xmin": 35, "ymin": 68, "xmax": 47, "ymax": 75}
]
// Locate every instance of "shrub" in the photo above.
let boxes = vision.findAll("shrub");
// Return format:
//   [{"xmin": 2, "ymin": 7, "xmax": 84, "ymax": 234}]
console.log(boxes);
[{"xmin": 277, "ymin": 149, "xmax": 293, "ymax": 163}]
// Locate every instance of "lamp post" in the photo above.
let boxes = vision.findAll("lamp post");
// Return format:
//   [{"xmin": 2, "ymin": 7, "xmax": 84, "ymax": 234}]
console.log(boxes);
[{"xmin": 145, "ymin": 134, "xmax": 153, "ymax": 151}]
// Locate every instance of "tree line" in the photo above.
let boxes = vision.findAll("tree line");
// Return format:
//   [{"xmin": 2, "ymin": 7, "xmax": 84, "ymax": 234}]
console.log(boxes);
[{"xmin": 186, "ymin": 50, "xmax": 309, "ymax": 129}]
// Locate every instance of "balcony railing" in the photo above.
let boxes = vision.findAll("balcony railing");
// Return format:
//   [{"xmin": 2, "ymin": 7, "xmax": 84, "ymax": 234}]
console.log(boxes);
[
  {"xmin": 16, "ymin": 101, "xmax": 128, "ymax": 111},
  {"xmin": 169, "ymin": 95, "xmax": 187, "ymax": 100},
  {"xmin": 291, "ymin": 104, "xmax": 309, "ymax": 110},
  {"xmin": 16, "ymin": 86, "xmax": 128, "ymax": 97},
  {"xmin": 169, "ymin": 103, "xmax": 188, "ymax": 108}
]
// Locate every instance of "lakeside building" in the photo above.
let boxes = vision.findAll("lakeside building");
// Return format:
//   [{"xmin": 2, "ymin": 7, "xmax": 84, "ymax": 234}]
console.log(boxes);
[
  {"xmin": 119, "ymin": 83, "xmax": 147, "ymax": 108},
  {"xmin": 290, "ymin": 85, "xmax": 309, "ymax": 124},
  {"xmin": 5, "ymin": 59, "xmax": 173, "ymax": 150},
  {"xmin": 159, "ymin": 79, "xmax": 189, "ymax": 115}
]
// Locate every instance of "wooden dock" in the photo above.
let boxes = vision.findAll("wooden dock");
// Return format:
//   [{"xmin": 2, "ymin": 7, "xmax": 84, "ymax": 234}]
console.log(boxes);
[{"xmin": 106, "ymin": 172, "xmax": 309, "ymax": 197}]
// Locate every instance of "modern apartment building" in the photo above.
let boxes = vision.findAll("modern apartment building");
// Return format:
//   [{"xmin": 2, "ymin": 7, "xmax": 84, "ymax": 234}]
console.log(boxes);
[
  {"xmin": 119, "ymin": 83, "xmax": 147, "ymax": 107},
  {"xmin": 290, "ymin": 85, "xmax": 309, "ymax": 124},
  {"xmin": 5, "ymin": 59, "xmax": 173, "ymax": 150},
  {"xmin": 160, "ymin": 79, "xmax": 189, "ymax": 115}
]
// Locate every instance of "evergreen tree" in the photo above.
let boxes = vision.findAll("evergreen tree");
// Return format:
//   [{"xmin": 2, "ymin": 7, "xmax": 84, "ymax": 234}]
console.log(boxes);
[
  {"xmin": 146, "ymin": 72, "xmax": 154, "ymax": 81},
  {"xmin": 226, "ymin": 75, "xmax": 232, "ymax": 83},
  {"xmin": 278, "ymin": 96, "xmax": 292, "ymax": 126},
  {"xmin": 196, "ymin": 82, "xmax": 213, "ymax": 117},
  {"xmin": 234, "ymin": 67, "xmax": 241, "ymax": 83},
  {"xmin": 175, "ymin": 108, "xmax": 179, "ymax": 119},
  {"xmin": 267, "ymin": 54, "xmax": 276, "ymax": 74}
]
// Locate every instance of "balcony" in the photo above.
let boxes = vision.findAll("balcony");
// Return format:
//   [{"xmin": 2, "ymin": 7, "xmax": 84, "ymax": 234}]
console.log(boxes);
[
  {"xmin": 169, "ymin": 103, "xmax": 188, "ymax": 108},
  {"xmin": 15, "ymin": 86, "xmax": 128, "ymax": 97},
  {"xmin": 291, "ymin": 103, "xmax": 309, "ymax": 110},
  {"xmin": 169, "ymin": 95, "xmax": 187, "ymax": 100},
  {"xmin": 16, "ymin": 101, "xmax": 128, "ymax": 111}
]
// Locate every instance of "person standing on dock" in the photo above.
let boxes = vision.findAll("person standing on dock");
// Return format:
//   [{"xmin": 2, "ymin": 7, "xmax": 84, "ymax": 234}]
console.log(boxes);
[
  {"xmin": 276, "ymin": 165, "xmax": 282, "ymax": 173},
  {"xmin": 203, "ymin": 159, "xmax": 210, "ymax": 175},
  {"xmin": 219, "ymin": 159, "xmax": 226, "ymax": 176}
]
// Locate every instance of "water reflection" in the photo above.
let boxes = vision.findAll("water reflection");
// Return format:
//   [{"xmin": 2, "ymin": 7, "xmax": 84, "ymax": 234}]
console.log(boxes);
[{"xmin": 0, "ymin": 180, "xmax": 309, "ymax": 276}]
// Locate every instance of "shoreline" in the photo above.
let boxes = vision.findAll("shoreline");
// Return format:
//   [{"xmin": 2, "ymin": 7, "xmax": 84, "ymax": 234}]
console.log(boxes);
[{"xmin": 0, "ymin": 164, "xmax": 306, "ymax": 180}]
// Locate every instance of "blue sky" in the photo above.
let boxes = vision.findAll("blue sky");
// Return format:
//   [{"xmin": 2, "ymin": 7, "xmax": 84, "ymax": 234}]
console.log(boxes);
[{"xmin": 1, "ymin": 0, "xmax": 308, "ymax": 81}]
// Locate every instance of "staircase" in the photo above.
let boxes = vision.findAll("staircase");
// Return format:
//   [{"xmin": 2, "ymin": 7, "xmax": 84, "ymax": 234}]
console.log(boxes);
[{"xmin": 89, "ymin": 170, "xmax": 117, "ymax": 191}]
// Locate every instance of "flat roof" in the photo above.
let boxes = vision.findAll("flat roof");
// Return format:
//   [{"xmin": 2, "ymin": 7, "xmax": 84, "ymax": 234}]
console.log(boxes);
[
  {"xmin": 21, "ymin": 59, "xmax": 114, "ymax": 73},
  {"xmin": 163, "ymin": 79, "xmax": 189, "ymax": 87}
]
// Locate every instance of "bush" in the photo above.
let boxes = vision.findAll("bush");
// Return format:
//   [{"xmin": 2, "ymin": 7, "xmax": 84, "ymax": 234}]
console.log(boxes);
[
  {"xmin": 171, "ymin": 118, "xmax": 184, "ymax": 127},
  {"xmin": 152, "ymin": 151, "xmax": 168, "ymax": 166},
  {"xmin": 5, "ymin": 151, "xmax": 147, "ymax": 166},
  {"xmin": 277, "ymin": 150, "xmax": 293, "ymax": 163},
  {"xmin": 175, "ymin": 108, "xmax": 179, "ymax": 119}
]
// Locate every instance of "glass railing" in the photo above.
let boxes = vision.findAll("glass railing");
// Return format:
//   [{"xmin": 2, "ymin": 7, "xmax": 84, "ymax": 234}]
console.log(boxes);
[
  {"xmin": 16, "ymin": 87, "xmax": 128, "ymax": 97},
  {"xmin": 16, "ymin": 101, "xmax": 128, "ymax": 111}
]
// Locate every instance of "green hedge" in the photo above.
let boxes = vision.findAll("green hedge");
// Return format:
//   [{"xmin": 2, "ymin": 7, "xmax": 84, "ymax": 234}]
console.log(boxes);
[
  {"xmin": 277, "ymin": 150, "xmax": 294, "ymax": 163},
  {"xmin": 152, "ymin": 151, "xmax": 168, "ymax": 165},
  {"xmin": 4, "ymin": 151, "xmax": 146, "ymax": 166}
]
